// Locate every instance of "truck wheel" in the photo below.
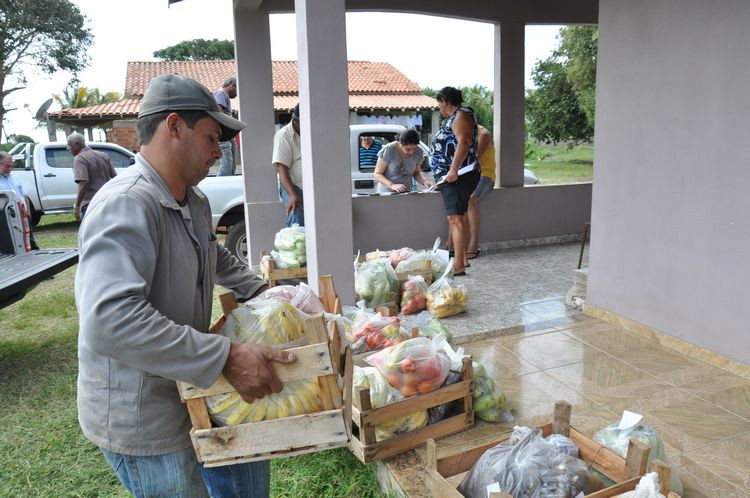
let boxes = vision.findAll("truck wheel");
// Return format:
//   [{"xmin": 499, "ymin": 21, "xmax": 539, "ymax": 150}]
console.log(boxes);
[
  {"xmin": 225, "ymin": 222, "xmax": 248, "ymax": 265},
  {"xmin": 30, "ymin": 209, "xmax": 42, "ymax": 227}
]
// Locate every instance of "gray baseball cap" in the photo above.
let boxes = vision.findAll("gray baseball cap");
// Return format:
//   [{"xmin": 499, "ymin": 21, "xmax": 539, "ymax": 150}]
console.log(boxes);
[{"xmin": 138, "ymin": 74, "xmax": 246, "ymax": 141}]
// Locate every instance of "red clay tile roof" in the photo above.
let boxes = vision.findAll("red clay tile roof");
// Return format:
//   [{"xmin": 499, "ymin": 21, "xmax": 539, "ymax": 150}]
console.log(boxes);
[
  {"xmin": 50, "ymin": 60, "xmax": 436, "ymax": 121},
  {"xmin": 124, "ymin": 60, "xmax": 424, "ymax": 97}
]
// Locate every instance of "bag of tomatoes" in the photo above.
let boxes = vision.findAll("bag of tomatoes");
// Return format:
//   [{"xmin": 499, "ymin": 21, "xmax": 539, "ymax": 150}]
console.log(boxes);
[
  {"xmin": 400, "ymin": 275, "xmax": 429, "ymax": 315},
  {"xmin": 351, "ymin": 313, "xmax": 408, "ymax": 354},
  {"xmin": 366, "ymin": 336, "xmax": 450, "ymax": 398}
]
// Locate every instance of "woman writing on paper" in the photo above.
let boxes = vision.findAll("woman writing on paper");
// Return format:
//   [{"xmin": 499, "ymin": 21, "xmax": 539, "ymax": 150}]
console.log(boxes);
[
  {"xmin": 373, "ymin": 128, "xmax": 434, "ymax": 194},
  {"xmin": 429, "ymin": 86, "xmax": 480, "ymax": 275}
]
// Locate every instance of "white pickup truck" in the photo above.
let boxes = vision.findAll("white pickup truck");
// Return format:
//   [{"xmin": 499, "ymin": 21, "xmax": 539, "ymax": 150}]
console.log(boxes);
[{"xmin": 0, "ymin": 189, "xmax": 78, "ymax": 308}]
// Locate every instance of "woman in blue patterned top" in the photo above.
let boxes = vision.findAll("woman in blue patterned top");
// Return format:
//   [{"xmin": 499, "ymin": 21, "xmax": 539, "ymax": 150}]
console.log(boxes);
[{"xmin": 429, "ymin": 86, "xmax": 480, "ymax": 275}]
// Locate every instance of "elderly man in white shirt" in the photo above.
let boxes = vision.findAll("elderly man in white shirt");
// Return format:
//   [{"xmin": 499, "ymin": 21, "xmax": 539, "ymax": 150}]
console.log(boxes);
[{"xmin": 271, "ymin": 104, "xmax": 304, "ymax": 227}]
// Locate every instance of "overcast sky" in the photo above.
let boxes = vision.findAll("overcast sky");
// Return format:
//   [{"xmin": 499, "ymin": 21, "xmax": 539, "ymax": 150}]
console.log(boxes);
[{"xmin": 3, "ymin": 0, "xmax": 562, "ymax": 142}]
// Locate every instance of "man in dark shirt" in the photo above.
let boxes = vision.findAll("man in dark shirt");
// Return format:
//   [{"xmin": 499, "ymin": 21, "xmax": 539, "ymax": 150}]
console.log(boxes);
[{"xmin": 67, "ymin": 133, "xmax": 117, "ymax": 220}]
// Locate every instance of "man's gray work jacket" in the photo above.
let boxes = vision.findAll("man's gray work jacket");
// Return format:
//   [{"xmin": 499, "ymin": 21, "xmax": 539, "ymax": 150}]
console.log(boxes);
[{"xmin": 75, "ymin": 154, "xmax": 265, "ymax": 455}]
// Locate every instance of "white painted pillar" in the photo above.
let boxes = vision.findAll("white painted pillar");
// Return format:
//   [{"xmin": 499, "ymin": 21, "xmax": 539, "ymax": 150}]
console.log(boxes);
[
  {"xmin": 295, "ymin": 0, "xmax": 355, "ymax": 300},
  {"xmin": 234, "ymin": 9, "xmax": 281, "ymax": 265},
  {"xmin": 431, "ymin": 111, "xmax": 440, "ymax": 140},
  {"xmin": 493, "ymin": 21, "xmax": 526, "ymax": 187}
]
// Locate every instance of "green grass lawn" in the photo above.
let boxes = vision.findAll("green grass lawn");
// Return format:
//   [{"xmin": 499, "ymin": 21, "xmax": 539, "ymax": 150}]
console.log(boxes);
[
  {"xmin": 1, "ymin": 214, "xmax": 384, "ymax": 497},
  {"xmin": 525, "ymin": 143, "xmax": 593, "ymax": 185}
]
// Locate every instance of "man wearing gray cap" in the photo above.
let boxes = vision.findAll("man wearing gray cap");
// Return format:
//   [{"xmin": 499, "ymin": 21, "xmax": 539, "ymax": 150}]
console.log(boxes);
[{"xmin": 75, "ymin": 74, "xmax": 293, "ymax": 497}]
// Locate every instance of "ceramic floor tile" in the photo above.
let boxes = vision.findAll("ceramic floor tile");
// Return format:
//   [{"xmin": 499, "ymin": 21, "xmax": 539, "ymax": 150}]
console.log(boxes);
[
  {"xmin": 615, "ymin": 344, "xmax": 727, "ymax": 387},
  {"xmin": 520, "ymin": 298, "xmax": 573, "ymax": 320},
  {"xmin": 677, "ymin": 372, "xmax": 750, "ymax": 421},
  {"xmin": 668, "ymin": 452, "xmax": 749, "ymax": 498},
  {"xmin": 461, "ymin": 340, "xmax": 540, "ymax": 378},
  {"xmin": 606, "ymin": 387, "xmax": 750, "ymax": 455},
  {"xmin": 500, "ymin": 331, "xmax": 603, "ymax": 370},
  {"xmin": 562, "ymin": 325, "xmax": 660, "ymax": 355},
  {"xmin": 497, "ymin": 371, "xmax": 598, "ymax": 428},
  {"xmin": 544, "ymin": 352, "xmax": 674, "ymax": 407},
  {"xmin": 677, "ymin": 432, "xmax": 750, "ymax": 493},
  {"xmin": 568, "ymin": 406, "xmax": 621, "ymax": 439}
]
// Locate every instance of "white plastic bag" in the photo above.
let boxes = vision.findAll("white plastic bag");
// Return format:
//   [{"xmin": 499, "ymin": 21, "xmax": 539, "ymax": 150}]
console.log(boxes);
[
  {"xmin": 352, "ymin": 366, "xmax": 427, "ymax": 441},
  {"xmin": 425, "ymin": 260, "xmax": 467, "ymax": 318},
  {"xmin": 619, "ymin": 473, "xmax": 665, "ymax": 498},
  {"xmin": 258, "ymin": 283, "xmax": 324, "ymax": 314}
]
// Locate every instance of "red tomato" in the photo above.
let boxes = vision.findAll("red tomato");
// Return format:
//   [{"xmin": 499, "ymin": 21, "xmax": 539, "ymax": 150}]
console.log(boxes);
[
  {"xmin": 366, "ymin": 331, "xmax": 385, "ymax": 349},
  {"xmin": 417, "ymin": 380, "xmax": 436, "ymax": 394},
  {"xmin": 401, "ymin": 358, "xmax": 416, "ymax": 373}
]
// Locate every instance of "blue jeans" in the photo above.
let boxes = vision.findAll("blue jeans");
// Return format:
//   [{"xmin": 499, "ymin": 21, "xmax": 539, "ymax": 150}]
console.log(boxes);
[
  {"xmin": 218, "ymin": 140, "xmax": 236, "ymax": 176},
  {"xmin": 102, "ymin": 447, "xmax": 270, "ymax": 497},
  {"xmin": 279, "ymin": 184, "xmax": 304, "ymax": 227}
]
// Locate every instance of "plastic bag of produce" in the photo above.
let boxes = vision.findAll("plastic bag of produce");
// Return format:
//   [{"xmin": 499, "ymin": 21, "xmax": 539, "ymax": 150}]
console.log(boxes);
[
  {"xmin": 400, "ymin": 275, "xmax": 429, "ymax": 315},
  {"xmin": 389, "ymin": 247, "xmax": 414, "ymax": 268},
  {"xmin": 220, "ymin": 298, "xmax": 307, "ymax": 347},
  {"xmin": 472, "ymin": 362, "xmax": 513, "ymax": 423},
  {"xmin": 258, "ymin": 283, "xmax": 324, "ymax": 314},
  {"xmin": 269, "ymin": 250, "xmax": 293, "ymax": 269},
  {"xmin": 353, "ymin": 366, "xmax": 427, "ymax": 441},
  {"xmin": 458, "ymin": 426, "xmax": 590, "ymax": 498},
  {"xmin": 401, "ymin": 311, "xmax": 453, "ymax": 341},
  {"xmin": 545, "ymin": 433, "xmax": 579, "ymax": 457},
  {"xmin": 350, "ymin": 313, "xmax": 407, "ymax": 354},
  {"xmin": 593, "ymin": 419, "xmax": 682, "ymax": 495},
  {"xmin": 208, "ymin": 298, "xmax": 323, "ymax": 426},
  {"xmin": 619, "ymin": 472, "xmax": 665, "ymax": 498},
  {"xmin": 274, "ymin": 224, "xmax": 305, "ymax": 251},
  {"xmin": 354, "ymin": 260, "xmax": 400, "ymax": 309},
  {"xmin": 427, "ymin": 336, "xmax": 466, "ymax": 424},
  {"xmin": 366, "ymin": 336, "xmax": 450, "ymax": 398},
  {"xmin": 395, "ymin": 250, "xmax": 431, "ymax": 274},
  {"xmin": 365, "ymin": 249, "xmax": 391, "ymax": 262},
  {"xmin": 426, "ymin": 261, "xmax": 467, "ymax": 318},
  {"xmin": 274, "ymin": 224, "xmax": 306, "ymax": 268}
]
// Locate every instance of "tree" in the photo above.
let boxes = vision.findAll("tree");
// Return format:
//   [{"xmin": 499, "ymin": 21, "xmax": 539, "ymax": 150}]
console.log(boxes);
[
  {"xmin": 525, "ymin": 26, "xmax": 598, "ymax": 143},
  {"xmin": 153, "ymin": 39, "xmax": 235, "ymax": 61},
  {"xmin": 0, "ymin": 0, "xmax": 93, "ymax": 137},
  {"xmin": 423, "ymin": 85, "xmax": 495, "ymax": 133},
  {"xmin": 558, "ymin": 26, "xmax": 598, "ymax": 125},
  {"xmin": 525, "ymin": 59, "xmax": 592, "ymax": 144},
  {"xmin": 54, "ymin": 84, "xmax": 121, "ymax": 109}
]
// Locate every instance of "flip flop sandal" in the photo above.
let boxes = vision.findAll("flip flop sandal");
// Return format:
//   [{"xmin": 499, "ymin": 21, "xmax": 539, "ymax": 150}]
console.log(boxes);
[
  {"xmin": 467, "ymin": 250, "xmax": 481, "ymax": 260},
  {"xmin": 453, "ymin": 271, "xmax": 467, "ymax": 276}
]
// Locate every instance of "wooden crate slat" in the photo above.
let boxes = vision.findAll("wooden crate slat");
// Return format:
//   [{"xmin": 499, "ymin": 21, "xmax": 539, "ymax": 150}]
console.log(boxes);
[
  {"xmin": 200, "ymin": 440, "xmax": 345, "ymax": 468},
  {"xmin": 361, "ymin": 380, "xmax": 471, "ymax": 426},
  {"xmin": 305, "ymin": 315, "xmax": 342, "ymax": 410},
  {"xmin": 361, "ymin": 412, "xmax": 473, "ymax": 463},
  {"xmin": 177, "ymin": 342, "xmax": 334, "ymax": 400},
  {"xmin": 585, "ymin": 475, "xmax": 642, "ymax": 497},
  {"xmin": 193, "ymin": 409, "xmax": 348, "ymax": 462},
  {"xmin": 569, "ymin": 428, "xmax": 629, "ymax": 483}
]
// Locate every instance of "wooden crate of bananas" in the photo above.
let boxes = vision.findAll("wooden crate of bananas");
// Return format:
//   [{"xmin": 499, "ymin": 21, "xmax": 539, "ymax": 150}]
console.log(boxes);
[{"xmin": 177, "ymin": 278, "xmax": 351, "ymax": 467}]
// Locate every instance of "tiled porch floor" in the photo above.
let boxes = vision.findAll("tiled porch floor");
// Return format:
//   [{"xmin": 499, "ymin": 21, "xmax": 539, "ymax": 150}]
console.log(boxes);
[{"xmin": 379, "ymin": 244, "xmax": 750, "ymax": 498}]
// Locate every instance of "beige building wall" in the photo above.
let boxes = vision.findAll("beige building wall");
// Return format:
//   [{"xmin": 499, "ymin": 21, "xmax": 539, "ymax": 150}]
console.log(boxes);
[{"xmin": 589, "ymin": 0, "xmax": 750, "ymax": 364}]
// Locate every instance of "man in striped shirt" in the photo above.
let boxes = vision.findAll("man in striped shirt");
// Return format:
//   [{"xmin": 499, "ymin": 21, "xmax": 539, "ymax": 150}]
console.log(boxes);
[{"xmin": 358, "ymin": 136, "xmax": 382, "ymax": 166}]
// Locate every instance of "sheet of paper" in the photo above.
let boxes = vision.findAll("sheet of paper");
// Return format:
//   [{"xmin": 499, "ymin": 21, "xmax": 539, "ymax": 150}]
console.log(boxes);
[
  {"xmin": 486, "ymin": 482, "xmax": 501, "ymax": 497},
  {"xmin": 618, "ymin": 410, "xmax": 643, "ymax": 431}
]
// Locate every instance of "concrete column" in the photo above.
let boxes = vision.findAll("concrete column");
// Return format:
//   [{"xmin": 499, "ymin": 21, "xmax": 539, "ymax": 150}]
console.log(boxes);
[
  {"xmin": 234, "ymin": 9, "xmax": 283, "ymax": 265},
  {"xmin": 295, "ymin": 0, "xmax": 355, "ymax": 301},
  {"xmin": 493, "ymin": 21, "xmax": 526, "ymax": 187},
  {"xmin": 47, "ymin": 120, "xmax": 57, "ymax": 141},
  {"xmin": 349, "ymin": 111, "xmax": 358, "ymax": 125},
  {"xmin": 87, "ymin": 127, "xmax": 94, "ymax": 142},
  {"xmin": 431, "ymin": 110, "xmax": 440, "ymax": 139}
]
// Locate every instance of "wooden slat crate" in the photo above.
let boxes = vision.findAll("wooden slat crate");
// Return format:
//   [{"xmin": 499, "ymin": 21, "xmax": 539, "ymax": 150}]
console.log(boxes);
[
  {"xmin": 425, "ymin": 400, "xmax": 681, "ymax": 498},
  {"xmin": 348, "ymin": 355, "xmax": 474, "ymax": 464},
  {"xmin": 258, "ymin": 249, "xmax": 307, "ymax": 287},
  {"xmin": 177, "ymin": 285, "xmax": 351, "ymax": 467}
]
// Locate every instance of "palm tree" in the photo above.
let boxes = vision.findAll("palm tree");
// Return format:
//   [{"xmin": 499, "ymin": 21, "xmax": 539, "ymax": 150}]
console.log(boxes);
[{"xmin": 54, "ymin": 85, "xmax": 121, "ymax": 109}]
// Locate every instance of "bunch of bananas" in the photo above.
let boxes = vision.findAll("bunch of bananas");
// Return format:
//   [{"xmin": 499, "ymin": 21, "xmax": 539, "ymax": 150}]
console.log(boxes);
[
  {"xmin": 208, "ymin": 297, "xmax": 324, "ymax": 426},
  {"xmin": 426, "ymin": 286, "xmax": 467, "ymax": 318},
  {"xmin": 222, "ymin": 299, "xmax": 306, "ymax": 347},
  {"xmin": 208, "ymin": 379, "xmax": 323, "ymax": 425}
]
